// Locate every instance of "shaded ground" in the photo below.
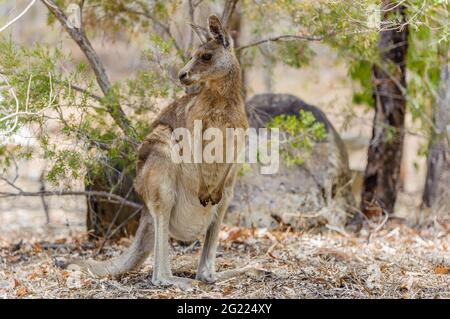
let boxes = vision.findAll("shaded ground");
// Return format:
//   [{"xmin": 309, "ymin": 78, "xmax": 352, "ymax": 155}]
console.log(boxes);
[
  {"xmin": 0, "ymin": 175, "xmax": 449, "ymax": 299},
  {"xmin": 0, "ymin": 216, "xmax": 448, "ymax": 298}
]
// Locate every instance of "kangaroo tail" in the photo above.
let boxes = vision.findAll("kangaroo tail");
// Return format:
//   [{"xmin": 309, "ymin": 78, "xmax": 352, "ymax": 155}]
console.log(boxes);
[{"xmin": 68, "ymin": 211, "xmax": 154, "ymax": 277}]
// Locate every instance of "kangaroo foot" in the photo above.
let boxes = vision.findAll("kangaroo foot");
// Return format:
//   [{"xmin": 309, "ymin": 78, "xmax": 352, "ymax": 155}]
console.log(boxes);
[
  {"xmin": 151, "ymin": 275, "xmax": 199, "ymax": 291},
  {"xmin": 196, "ymin": 265, "xmax": 269, "ymax": 284}
]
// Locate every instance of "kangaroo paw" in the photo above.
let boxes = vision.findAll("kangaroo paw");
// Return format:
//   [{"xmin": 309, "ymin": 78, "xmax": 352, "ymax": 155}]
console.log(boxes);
[
  {"xmin": 209, "ymin": 190, "xmax": 223, "ymax": 205},
  {"xmin": 199, "ymin": 195, "xmax": 210, "ymax": 207}
]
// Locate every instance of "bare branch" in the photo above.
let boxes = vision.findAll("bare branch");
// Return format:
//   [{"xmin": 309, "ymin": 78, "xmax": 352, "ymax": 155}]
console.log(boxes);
[
  {"xmin": 118, "ymin": 2, "xmax": 184, "ymax": 57},
  {"xmin": 0, "ymin": 0, "xmax": 37, "ymax": 33},
  {"xmin": 0, "ymin": 176, "xmax": 22, "ymax": 193},
  {"xmin": 236, "ymin": 34, "xmax": 324, "ymax": 52},
  {"xmin": 65, "ymin": 83, "xmax": 102, "ymax": 102},
  {"xmin": 40, "ymin": 0, "xmax": 137, "ymax": 144},
  {"xmin": 0, "ymin": 188, "xmax": 143, "ymax": 210},
  {"xmin": 0, "ymin": 74, "xmax": 19, "ymax": 135},
  {"xmin": 121, "ymin": 7, "xmax": 180, "ymax": 49}
]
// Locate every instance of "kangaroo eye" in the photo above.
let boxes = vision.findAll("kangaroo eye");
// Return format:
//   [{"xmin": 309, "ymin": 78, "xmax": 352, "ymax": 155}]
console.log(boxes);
[{"xmin": 201, "ymin": 53, "xmax": 212, "ymax": 61}]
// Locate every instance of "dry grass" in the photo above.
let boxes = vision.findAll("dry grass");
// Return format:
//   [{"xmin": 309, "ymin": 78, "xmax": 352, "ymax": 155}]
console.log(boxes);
[{"xmin": 1, "ymin": 219, "xmax": 448, "ymax": 299}]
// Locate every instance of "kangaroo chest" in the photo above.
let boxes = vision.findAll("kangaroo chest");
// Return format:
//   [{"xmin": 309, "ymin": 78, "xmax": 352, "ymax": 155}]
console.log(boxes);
[{"xmin": 185, "ymin": 98, "xmax": 244, "ymax": 187}]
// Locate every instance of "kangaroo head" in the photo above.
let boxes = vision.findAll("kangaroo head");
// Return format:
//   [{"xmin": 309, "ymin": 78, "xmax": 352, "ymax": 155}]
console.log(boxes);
[{"xmin": 178, "ymin": 14, "xmax": 236, "ymax": 87}]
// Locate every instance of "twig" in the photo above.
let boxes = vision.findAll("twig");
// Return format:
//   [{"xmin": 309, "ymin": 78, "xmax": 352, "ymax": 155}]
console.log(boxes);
[
  {"xmin": 60, "ymin": 81, "xmax": 102, "ymax": 102},
  {"xmin": 0, "ymin": 0, "xmax": 37, "ymax": 33},
  {"xmin": 236, "ymin": 34, "xmax": 323, "ymax": 52},
  {"xmin": 95, "ymin": 206, "xmax": 143, "ymax": 255},
  {"xmin": 95, "ymin": 187, "xmax": 134, "ymax": 253},
  {"xmin": 1, "ymin": 73, "xmax": 54, "ymax": 135},
  {"xmin": 367, "ymin": 210, "xmax": 390, "ymax": 243},
  {"xmin": 325, "ymin": 224, "xmax": 350, "ymax": 237},
  {"xmin": 0, "ymin": 176, "xmax": 22, "ymax": 193},
  {"xmin": 39, "ymin": 170, "xmax": 50, "ymax": 224},
  {"xmin": 0, "ymin": 74, "xmax": 19, "ymax": 135},
  {"xmin": 0, "ymin": 189, "xmax": 143, "ymax": 210},
  {"xmin": 121, "ymin": 7, "xmax": 183, "ymax": 55}
]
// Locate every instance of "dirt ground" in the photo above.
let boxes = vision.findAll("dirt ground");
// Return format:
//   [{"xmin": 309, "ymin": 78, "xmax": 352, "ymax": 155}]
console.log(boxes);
[{"xmin": 0, "ymin": 195, "xmax": 448, "ymax": 299}]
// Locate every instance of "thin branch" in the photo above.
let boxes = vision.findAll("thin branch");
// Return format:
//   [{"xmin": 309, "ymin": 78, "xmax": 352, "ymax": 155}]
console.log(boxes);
[
  {"xmin": 122, "ymin": 7, "xmax": 181, "ymax": 52},
  {"xmin": 0, "ymin": 73, "xmax": 54, "ymax": 135},
  {"xmin": 25, "ymin": 74, "xmax": 32, "ymax": 113},
  {"xmin": 0, "ymin": 176, "xmax": 22, "ymax": 193},
  {"xmin": 95, "ymin": 205, "xmax": 142, "ymax": 255},
  {"xmin": 41, "ymin": 0, "xmax": 109, "ymax": 94},
  {"xmin": 39, "ymin": 170, "xmax": 50, "ymax": 224},
  {"xmin": 0, "ymin": 74, "xmax": 19, "ymax": 135},
  {"xmin": 236, "ymin": 34, "xmax": 324, "ymax": 52},
  {"xmin": 0, "ymin": 0, "xmax": 37, "ymax": 33},
  {"xmin": 100, "ymin": 186, "xmax": 134, "ymax": 246},
  {"xmin": 65, "ymin": 82, "xmax": 102, "ymax": 102},
  {"xmin": 0, "ymin": 189, "xmax": 143, "ymax": 210}
]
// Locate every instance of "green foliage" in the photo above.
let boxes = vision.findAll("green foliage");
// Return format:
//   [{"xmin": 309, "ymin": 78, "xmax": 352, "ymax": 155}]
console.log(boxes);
[
  {"xmin": 0, "ymin": 0, "xmax": 187, "ymax": 188},
  {"xmin": 2, "ymin": 0, "xmax": 449, "ymax": 192},
  {"xmin": 268, "ymin": 110, "xmax": 327, "ymax": 165},
  {"xmin": 405, "ymin": 1, "xmax": 448, "ymax": 126},
  {"xmin": 240, "ymin": 0, "xmax": 317, "ymax": 70},
  {"xmin": 241, "ymin": 0, "xmax": 379, "ymax": 106},
  {"xmin": 277, "ymin": 41, "xmax": 315, "ymax": 68},
  {"xmin": 45, "ymin": 149, "xmax": 82, "ymax": 184},
  {"xmin": 0, "ymin": 37, "xmax": 128, "ymax": 187},
  {"xmin": 349, "ymin": 60, "xmax": 374, "ymax": 106},
  {"xmin": 261, "ymin": 0, "xmax": 449, "ymax": 150}
]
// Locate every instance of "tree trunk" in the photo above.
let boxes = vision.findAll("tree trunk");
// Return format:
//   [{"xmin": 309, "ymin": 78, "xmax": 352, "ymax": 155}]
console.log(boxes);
[
  {"xmin": 422, "ymin": 59, "xmax": 450, "ymax": 211},
  {"xmin": 360, "ymin": 1, "xmax": 409, "ymax": 218},
  {"xmin": 85, "ymin": 164, "xmax": 142, "ymax": 240}
]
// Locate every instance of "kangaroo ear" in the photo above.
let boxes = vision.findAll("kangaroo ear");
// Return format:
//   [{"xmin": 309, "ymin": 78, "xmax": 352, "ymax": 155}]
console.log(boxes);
[
  {"xmin": 188, "ymin": 23, "xmax": 211, "ymax": 44},
  {"xmin": 208, "ymin": 14, "xmax": 231, "ymax": 48}
]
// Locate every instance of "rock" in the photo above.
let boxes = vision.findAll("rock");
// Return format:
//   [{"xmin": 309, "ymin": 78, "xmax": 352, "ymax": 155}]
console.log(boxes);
[{"xmin": 225, "ymin": 94, "xmax": 355, "ymax": 231}]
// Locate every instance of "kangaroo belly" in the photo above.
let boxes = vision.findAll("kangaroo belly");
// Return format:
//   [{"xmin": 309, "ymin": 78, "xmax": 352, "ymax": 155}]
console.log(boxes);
[
  {"xmin": 169, "ymin": 195, "xmax": 216, "ymax": 242},
  {"xmin": 167, "ymin": 161, "xmax": 231, "ymax": 242}
]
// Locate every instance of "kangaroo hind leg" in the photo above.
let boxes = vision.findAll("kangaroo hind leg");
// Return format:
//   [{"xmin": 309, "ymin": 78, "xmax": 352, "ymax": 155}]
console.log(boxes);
[
  {"xmin": 196, "ymin": 186, "xmax": 264, "ymax": 283},
  {"xmin": 143, "ymin": 166, "xmax": 198, "ymax": 291}
]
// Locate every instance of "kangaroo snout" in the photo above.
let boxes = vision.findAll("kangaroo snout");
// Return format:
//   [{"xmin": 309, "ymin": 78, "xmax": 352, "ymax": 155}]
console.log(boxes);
[
  {"xmin": 179, "ymin": 71, "xmax": 193, "ymax": 85},
  {"xmin": 179, "ymin": 71, "xmax": 188, "ymax": 81}
]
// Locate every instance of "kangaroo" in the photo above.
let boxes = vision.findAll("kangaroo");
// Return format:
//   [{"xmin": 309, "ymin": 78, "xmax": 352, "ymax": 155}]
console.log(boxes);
[{"xmin": 68, "ymin": 15, "xmax": 251, "ymax": 290}]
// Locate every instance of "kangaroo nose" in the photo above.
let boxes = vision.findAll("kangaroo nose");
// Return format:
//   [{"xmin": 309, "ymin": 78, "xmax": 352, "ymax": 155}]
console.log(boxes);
[{"xmin": 179, "ymin": 72, "xmax": 188, "ymax": 81}]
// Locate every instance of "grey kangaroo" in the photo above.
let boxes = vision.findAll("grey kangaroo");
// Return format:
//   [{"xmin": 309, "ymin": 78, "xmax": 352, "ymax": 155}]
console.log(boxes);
[{"xmin": 68, "ymin": 15, "xmax": 253, "ymax": 290}]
